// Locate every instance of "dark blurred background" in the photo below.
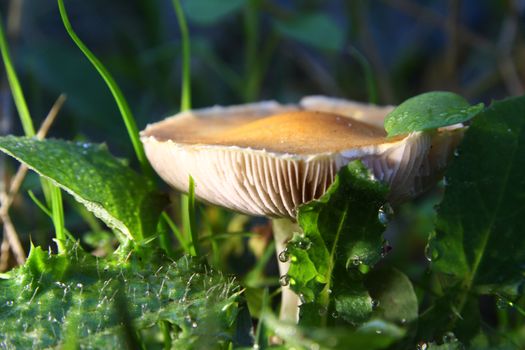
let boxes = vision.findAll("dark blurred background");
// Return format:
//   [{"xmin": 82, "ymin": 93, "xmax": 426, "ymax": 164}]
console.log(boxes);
[{"xmin": 0, "ymin": 0, "xmax": 524, "ymax": 259}]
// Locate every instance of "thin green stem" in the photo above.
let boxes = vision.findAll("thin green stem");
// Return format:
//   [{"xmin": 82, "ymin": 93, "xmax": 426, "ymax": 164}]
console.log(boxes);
[
  {"xmin": 1, "ymin": 16, "xmax": 66, "ymax": 253},
  {"xmin": 171, "ymin": 0, "xmax": 192, "ymax": 111},
  {"xmin": 28, "ymin": 190, "xmax": 75, "ymax": 241},
  {"xmin": 161, "ymin": 211, "xmax": 190, "ymax": 254},
  {"xmin": 243, "ymin": 0, "xmax": 260, "ymax": 102},
  {"xmin": 57, "ymin": 0, "xmax": 152, "ymax": 176},
  {"xmin": 51, "ymin": 187, "xmax": 66, "ymax": 252},
  {"xmin": 319, "ymin": 203, "xmax": 348, "ymax": 326},
  {"xmin": 186, "ymin": 177, "xmax": 199, "ymax": 257},
  {"xmin": 347, "ymin": 46, "xmax": 378, "ymax": 104},
  {"xmin": 0, "ymin": 17, "xmax": 35, "ymax": 137},
  {"xmin": 159, "ymin": 320, "xmax": 172, "ymax": 350}
]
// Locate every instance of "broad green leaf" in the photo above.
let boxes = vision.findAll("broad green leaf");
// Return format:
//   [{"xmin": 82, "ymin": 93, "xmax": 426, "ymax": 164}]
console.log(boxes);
[
  {"xmin": 365, "ymin": 268, "xmax": 418, "ymax": 324},
  {"xmin": 384, "ymin": 91, "xmax": 484, "ymax": 137},
  {"xmin": 423, "ymin": 96, "xmax": 525, "ymax": 342},
  {"xmin": 0, "ymin": 244, "xmax": 241, "ymax": 349},
  {"xmin": 430, "ymin": 95, "xmax": 525, "ymax": 286},
  {"xmin": 263, "ymin": 313, "xmax": 404, "ymax": 350},
  {"xmin": 274, "ymin": 14, "xmax": 344, "ymax": 51},
  {"xmin": 0, "ymin": 136, "xmax": 166, "ymax": 241},
  {"xmin": 287, "ymin": 161, "xmax": 388, "ymax": 324},
  {"xmin": 183, "ymin": 0, "xmax": 247, "ymax": 25}
]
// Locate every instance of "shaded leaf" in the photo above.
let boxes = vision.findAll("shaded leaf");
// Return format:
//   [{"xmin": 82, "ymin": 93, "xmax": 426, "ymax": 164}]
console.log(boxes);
[
  {"xmin": 264, "ymin": 313, "xmax": 404, "ymax": 350},
  {"xmin": 274, "ymin": 14, "xmax": 344, "ymax": 51},
  {"xmin": 183, "ymin": 0, "xmax": 247, "ymax": 25},
  {"xmin": 365, "ymin": 268, "xmax": 418, "ymax": 324},
  {"xmin": 431, "ymin": 95, "xmax": 525, "ymax": 287}
]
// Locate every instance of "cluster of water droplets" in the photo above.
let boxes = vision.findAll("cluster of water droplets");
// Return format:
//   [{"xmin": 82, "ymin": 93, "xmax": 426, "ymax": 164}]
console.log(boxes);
[{"xmin": 278, "ymin": 236, "xmax": 313, "ymax": 286}]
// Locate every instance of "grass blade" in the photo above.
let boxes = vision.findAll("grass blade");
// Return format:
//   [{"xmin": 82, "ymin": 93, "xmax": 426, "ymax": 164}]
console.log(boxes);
[
  {"xmin": 186, "ymin": 177, "xmax": 199, "ymax": 257},
  {"xmin": 171, "ymin": 0, "xmax": 192, "ymax": 111},
  {"xmin": 1, "ymin": 16, "xmax": 66, "ymax": 253},
  {"xmin": 0, "ymin": 16, "xmax": 35, "ymax": 137},
  {"xmin": 57, "ymin": 0, "xmax": 151, "ymax": 176}
]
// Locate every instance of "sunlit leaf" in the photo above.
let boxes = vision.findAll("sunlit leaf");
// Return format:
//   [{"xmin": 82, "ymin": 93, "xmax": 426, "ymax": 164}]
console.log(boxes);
[
  {"xmin": 0, "ymin": 136, "xmax": 166, "ymax": 241},
  {"xmin": 384, "ymin": 91, "xmax": 483, "ymax": 137}
]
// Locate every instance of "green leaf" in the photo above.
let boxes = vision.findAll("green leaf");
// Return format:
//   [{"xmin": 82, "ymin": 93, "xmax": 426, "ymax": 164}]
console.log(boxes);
[
  {"xmin": 365, "ymin": 268, "xmax": 418, "ymax": 324},
  {"xmin": 431, "ymin": 95, "xmax": 525, "ymax": 286},
  {"xmin": 384, "ymin": 91, "xmax": 484, "ymax": 137},
  {"xmin": 287, "ymin": 161, "xmax": 388, "ymax": 324},
  {"xmin": 183, "ymin": 0, "xmax": 247, "ymax": 25},
  {"xmin": 425, "ymin": 96, "xmax": 525, "ymax": 340},
  {"xmin": 274, "ymin": 14, "xmax": 344, "ymax": 51},
  {"xmin": 0, "ymin": 244, "xmax": 241, "ymax": 349},
  {"xmin": 0, "ymin": 136, "xmax": 167, "ymax": 241},
  {"xmin": 58, "ymin": 0, "xmax": 151, "ymax": 175},
  {"xmin": 263, "ymin": 313, "xmax": 405, "ymax": 350}
]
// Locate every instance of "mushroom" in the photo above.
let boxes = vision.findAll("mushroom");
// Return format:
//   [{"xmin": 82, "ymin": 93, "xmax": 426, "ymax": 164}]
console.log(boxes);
[{"xmin": 140, "ymin": 96, "xmax": 464, "ymax": 322}]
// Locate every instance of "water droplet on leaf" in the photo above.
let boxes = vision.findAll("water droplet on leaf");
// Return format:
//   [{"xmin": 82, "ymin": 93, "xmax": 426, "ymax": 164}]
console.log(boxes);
[
  {"xmin": 378, "ymin": 203, "xmax": 394, "ymax": 225},
  {"xmin": 279, "ymin": 274, "xmax": 290, "ymax": 286},
  {"xmin": 425, "ymin": 242, "xmax": 440, "ymax": 262},
  {"xmin": 278, "ymin": 249, "xmax": 289, "ymax": 263}
]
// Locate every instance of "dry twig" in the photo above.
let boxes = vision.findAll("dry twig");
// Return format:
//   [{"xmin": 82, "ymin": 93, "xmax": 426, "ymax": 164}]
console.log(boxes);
[{"xmin": 0, "ymin": 94, "xmax": 67, "ymax": 268}]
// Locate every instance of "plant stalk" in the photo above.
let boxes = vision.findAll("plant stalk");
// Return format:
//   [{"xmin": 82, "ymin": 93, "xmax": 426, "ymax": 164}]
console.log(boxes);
[{"xmin": 272, "ymin": 218, "xmax": 300, "ymax": 323}]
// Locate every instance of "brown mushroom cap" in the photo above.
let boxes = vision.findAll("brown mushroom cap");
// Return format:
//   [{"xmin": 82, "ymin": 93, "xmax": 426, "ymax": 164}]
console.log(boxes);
[{"xmin": 141, "ymin": 97, "xmax": 463, "ymax": 218}]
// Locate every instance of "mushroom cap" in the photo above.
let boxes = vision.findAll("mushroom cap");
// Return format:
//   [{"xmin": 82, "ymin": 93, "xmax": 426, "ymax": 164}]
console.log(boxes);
[{"xmin": 141, "ymin": 96, "xmax": 463, "ymax": 218}]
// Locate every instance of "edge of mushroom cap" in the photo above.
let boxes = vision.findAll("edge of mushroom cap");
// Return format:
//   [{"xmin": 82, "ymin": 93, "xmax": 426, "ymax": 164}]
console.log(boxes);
[{"xmin": 141, "ymin": 97, "xmax": 465, "ymax": 218}]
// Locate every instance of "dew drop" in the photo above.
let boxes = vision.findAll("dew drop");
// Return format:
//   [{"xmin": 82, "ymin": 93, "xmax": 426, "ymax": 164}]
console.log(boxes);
[
  {"xmin": 442, "ymin": 331, "xmax": 457, "ymax": 343},
  {"xmin": 299, "ymin": 293, "xmax": 306, "ymax": 304},
  {"xmin": 359, "ymin": 264, "xmax": 370, "ymax": 274},
  {"xmin": 381, "ymin": 241, "xmax": 392, "ymax": 258},
  {"xmin": 296, "ymin": 238, "xmax": 312, "ymax": 250},
  {"xmin": 417, "ymin": 343, "xmax": 428, "ymax": 350},
  {"xmin": 424, "ymin": 243, "xmax": 440, "ymax": 262},
  {"xmin": 192, "ymin": 322, "xmax": 198, "ymax": 328},
  {"xmin": 6, "ymin": 300, "xmax": 13, "ymax": 307},
  {"xmin": 400, "ymin": 318, "xmax": 407, "ymax": 324},
  {"xmin": 371, "ymin": 299, "xmax": 380, "ymax": 309},
  {"xmin": 279, "ymin": 274, "xmax": 290, "ymax": 286},
  {"xmin": 496, "ymin": 297, "xmax": 513, "ymax": 310},
  {"xmin": 352, "ymin": 258, "xmax": 362, "ymax": 266},
  {"xmin": 454, "ymin": 149, "xmax": 460, "ymax": 157},
  {"xmin": 278, "ymin": 249, "xmax": 289, "ymax": 263},
  {"xmin": 378, "ymin": 203, "xmax": 394, "ymax": 225}
]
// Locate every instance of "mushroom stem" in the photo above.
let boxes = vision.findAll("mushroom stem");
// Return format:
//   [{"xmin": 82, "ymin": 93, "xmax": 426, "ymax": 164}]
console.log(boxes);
[{"xmin": 272, "ymin": 218, "xmax": 301, "ymax": 323}]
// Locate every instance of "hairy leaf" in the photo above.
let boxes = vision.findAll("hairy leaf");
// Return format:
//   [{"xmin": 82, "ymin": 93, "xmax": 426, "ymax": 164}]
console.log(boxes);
[
  {"xmin": 0, "ymin": 244, "xmax": 241, "ymax": 349},
  {"xmin": 0, "ymin": 136, "xmax": 166, "ymax": 241},
  {"xmin": 384, "ymin": 91, "xmax": 483, "ymax": 137}
]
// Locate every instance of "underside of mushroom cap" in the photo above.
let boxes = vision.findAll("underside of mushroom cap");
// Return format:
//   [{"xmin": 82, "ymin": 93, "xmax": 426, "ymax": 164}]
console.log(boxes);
[{"xmin": 141, "ymin": 97, "xmax": 464, "ymax": 218}]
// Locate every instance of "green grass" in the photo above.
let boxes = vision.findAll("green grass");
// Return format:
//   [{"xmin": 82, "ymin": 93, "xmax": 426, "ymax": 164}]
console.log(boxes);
[{"xmin": 57, "ymin": 0, "xmax": 151, "ymax": 176}]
